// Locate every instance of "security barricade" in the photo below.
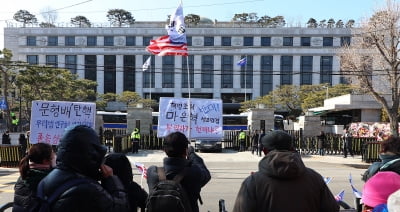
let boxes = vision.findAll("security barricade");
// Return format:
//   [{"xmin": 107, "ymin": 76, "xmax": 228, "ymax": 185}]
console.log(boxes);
[{"xmin": 0, "ymin": 145, "xmax": 23, "ymax": 167}]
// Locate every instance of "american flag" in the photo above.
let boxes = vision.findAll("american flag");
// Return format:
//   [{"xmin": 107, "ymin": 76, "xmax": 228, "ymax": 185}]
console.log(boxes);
[
  {"xmin": 135, "ymin": 162, "xmax": 147, "ymax": 179},
  {"xmin": 146, "ymin": 3, "xmax": 188, "ymax": 56}
]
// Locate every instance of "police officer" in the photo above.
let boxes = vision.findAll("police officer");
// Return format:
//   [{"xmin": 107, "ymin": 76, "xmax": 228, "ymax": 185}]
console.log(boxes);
[
  {"xmin": 238, "ymin": 130, "xmax": 246, "ymax": 152},
  {"xmin": 130, "ymin": 128, "xmax": 140, "ymax": 153}
]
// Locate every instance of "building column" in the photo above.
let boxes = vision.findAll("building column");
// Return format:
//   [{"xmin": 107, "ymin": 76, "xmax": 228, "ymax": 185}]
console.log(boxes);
[
  {"xmin": 332, "ymin": 55, "xmax": 341, "ymax": 85},
  {"xmin": 193, "ymin": 55, "xmax": 201, "ymax": 88},
  {"xmin": 115, "ymin": 55, "xmax": 124, "ymax": 94},
  {"xmin": 97, "ymin": 55, "xmax": 104, "ymax": 94},
  {"xmin": 175, "ymin": 56, "xmax": 182, "ymax": 97},
  {"xmin": 253, "ymin": 55, "xmax": 261, "ymax": 98},
  {"xmin": 292, "ymin": 55, "xmax": 301, "ymax": 86},
  {"xmin": 77, "ymin": 55, "xmax": 85, "ymax": 79},
  {"xmin": 272, "ymin": 55, "xmax": 280, "ymax": 89},
  {"xmin": 313, "ymin": 56, "xmax": 321, "ymax": 84},
  {"xmin": 136, "ymin": 55, "xmax": 144, "ymax": 96},
  {"xmin": 214, "ymin": 55, "xmax": 222, "ymax": 98}
]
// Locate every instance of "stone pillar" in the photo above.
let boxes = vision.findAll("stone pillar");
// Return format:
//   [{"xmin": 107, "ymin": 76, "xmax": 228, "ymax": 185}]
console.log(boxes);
[
  {"xmin": 127, "ymin": 105, "xmax": 153, "ymax": 135},
  {"xmin": 301, "ymin": 115, "xmax": 322, "ymax": 137},
  {"xmin": 247, "ymin": 106, "xmax": 275, "ymax": 132}
]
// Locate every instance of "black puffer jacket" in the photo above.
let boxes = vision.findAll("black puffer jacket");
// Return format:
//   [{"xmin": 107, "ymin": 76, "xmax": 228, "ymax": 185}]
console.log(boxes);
[
  {"xmin": 233, "ymin": 150, "xmax": 339, "ymax": 212},
  {"xmin": 146, "ymin": 150, "xmax": 211, "ymax": 212},
  {"xmin": 13, "ymin": 168, "xmax": 52, "ymax": 211},
  {"xmin": 39, "ymin": 125, "xmax": 129, "ymax": 212}
]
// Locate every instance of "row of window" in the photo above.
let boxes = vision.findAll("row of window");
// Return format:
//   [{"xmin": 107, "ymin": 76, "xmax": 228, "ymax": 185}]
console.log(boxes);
[
  {"xmin": 26, "ymin": 35, "xmax": 351, "ymax": 47},
  {"xmin": 27, "ymin": 54, "xmax": 334, "ymax": 95}
]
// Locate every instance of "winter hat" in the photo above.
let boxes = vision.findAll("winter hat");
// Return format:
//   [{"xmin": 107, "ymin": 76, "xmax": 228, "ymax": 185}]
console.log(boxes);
[
  {"xmin": 388, "ymin": 189, "xmax": 400, "ymax": 212},
  {"xmin": 261, "ymin": 130, "xmax": 293, "ymax": 151},
  {"xmin": 362, "ymin": 171, "xmax": 400, "ymax": 208}
]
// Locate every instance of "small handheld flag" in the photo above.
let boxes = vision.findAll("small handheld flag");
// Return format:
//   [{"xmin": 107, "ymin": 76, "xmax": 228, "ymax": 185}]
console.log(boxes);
[{"xmin": 349, "ymin": 173, "xmax": 362, "ymax": 198}]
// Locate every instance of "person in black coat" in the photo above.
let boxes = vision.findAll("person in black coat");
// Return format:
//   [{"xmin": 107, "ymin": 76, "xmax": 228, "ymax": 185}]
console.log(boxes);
[
  {"xmin": 13, "ymin": 143, "xmax": 55, "ymax": 211},
  {"xmin": 146, "ymin": 132, "xmax": 211, "ymax": 212},
  {"xmin": 104, "ymin": 153, "xmax": 148, "ymax": 212},
  {"xmin": 38, "ymin": 125, "xmax": 129, "ymax": 212},
  {"xmin": 317, "ymin": 131, "xmax": 326, "ymax": 156},
  {"xmin": 2, "ymin": 130, "xmax": 10, "ymax": 144}
]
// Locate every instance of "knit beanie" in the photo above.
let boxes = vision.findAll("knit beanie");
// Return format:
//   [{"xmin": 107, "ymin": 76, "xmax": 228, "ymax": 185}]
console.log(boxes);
[
  {"xmin": 261, "ymin": 130, "xmax": 293, "ymax": 151},
  {"xmin": 362, "ymin": 171, "xmax": 400, "ymax": 208},
  {"xmin": 388, "ymin": 189, "xmax": 400, "ymax": 212}
]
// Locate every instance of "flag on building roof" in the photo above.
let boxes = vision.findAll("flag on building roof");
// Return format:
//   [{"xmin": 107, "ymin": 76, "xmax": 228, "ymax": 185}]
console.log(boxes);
[
  {"xmin": 237, "ymin": 57, "xmax": 247, "ymax": 66},
  {"xmin": 142, "ymin": 57, "xmax": 151, "ymax": 71},
  {"xmin": 135, "ymin": 162, "xmax": 147, "ymax": 179},
  {"xmin": 146, "ymin": 3, "xmax": 188, "ymax": 56}
]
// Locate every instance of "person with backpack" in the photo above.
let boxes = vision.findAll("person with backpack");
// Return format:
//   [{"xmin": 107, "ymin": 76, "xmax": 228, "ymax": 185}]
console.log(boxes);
[
  {"xmin": 13, "ymin": 143, "xmax": 55, "ymax": 212},
  {"xmin": 362, "ymin": 136, "xmax": 400, "ymax": 182},
  {"xmin": 37, "ymin": 125, "xmax": 129, "ymax": 212},
  {"xmin": 146, "ymin": 131, "xmax": 211, "ymax": 212},
  {"xmin": 104, "ymin": 153, "xmax": 148, "ymax": 212},
  {"xmin": 232, "ymin": 130, "xmax": 339, "ymax": 212}
]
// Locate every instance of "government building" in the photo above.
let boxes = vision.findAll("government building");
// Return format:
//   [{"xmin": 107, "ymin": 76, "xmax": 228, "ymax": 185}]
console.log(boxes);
[{"xmin": 4, "ymin": 21, "xmax": 352, "ymax": 112}]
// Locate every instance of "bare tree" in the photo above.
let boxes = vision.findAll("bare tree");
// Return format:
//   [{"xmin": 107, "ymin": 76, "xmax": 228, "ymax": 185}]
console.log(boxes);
[
  {"xmin": 40, "ymin": 6, "xmax": 58, "ymax": 24},
  {"xmin": 339, "ymin": 0, "xmax": 400, "ymax": 136}
]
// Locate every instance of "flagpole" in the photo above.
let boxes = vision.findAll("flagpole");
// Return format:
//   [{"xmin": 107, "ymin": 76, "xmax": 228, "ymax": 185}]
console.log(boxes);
[
  {"xmin": 186, "ymin": 56, "xmax": 191, "ymax": 141},
  {"xmin": 244, "ymin": 55, "xmax": 247, "ymax": 101}
]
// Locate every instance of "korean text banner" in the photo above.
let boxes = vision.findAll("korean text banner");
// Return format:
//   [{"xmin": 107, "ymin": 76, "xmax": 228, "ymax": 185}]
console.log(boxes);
[
  {"xmin": 30, "ymin": 100, "xmax": 96, "ymax": 145},
  {"xmin": 158, "ymin": 97, "xmax": 223, "ymax": 138}
]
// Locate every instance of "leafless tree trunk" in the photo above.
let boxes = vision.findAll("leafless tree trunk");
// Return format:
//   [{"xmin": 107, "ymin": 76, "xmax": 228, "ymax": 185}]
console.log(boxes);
[{"xmin": 340, "ymin": 0, "xmax": 400, "ymax": 136}]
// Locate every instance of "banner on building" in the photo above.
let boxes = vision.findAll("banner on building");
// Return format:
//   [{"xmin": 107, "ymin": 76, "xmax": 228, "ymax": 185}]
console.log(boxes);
[
  {"xmin": 30, "ymin": 100, "xmax": 96, "ymax": 145},
  {"xmin": 158, "ymin": 97, "xmax": 223, "ymax": 139}
]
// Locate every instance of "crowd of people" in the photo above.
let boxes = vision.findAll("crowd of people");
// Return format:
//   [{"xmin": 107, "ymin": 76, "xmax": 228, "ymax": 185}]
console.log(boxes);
[{"xmin": 9, "ymin": 124, "xmax": 400, "ymax": 212}]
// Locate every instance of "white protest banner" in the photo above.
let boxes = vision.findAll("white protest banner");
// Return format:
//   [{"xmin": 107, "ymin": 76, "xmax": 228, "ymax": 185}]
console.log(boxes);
[
  {"xmin": 30, "ymin": 100, "xmax": 96, "ymax": 145},
  {"xmin": 157, "ymin": 97, "xmax": 223, "ymax": 138}
]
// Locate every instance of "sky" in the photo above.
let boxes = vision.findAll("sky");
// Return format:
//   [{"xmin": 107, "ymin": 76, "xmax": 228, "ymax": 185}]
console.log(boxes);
[{"xmin": 0, "ymin": 0, "xmax": 386, "ymax": 49}]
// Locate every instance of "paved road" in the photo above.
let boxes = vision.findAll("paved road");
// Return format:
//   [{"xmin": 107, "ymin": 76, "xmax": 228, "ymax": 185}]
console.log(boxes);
[{"xmin": 0, "ymin": 150, "xmax": 369, "ymax": 211}]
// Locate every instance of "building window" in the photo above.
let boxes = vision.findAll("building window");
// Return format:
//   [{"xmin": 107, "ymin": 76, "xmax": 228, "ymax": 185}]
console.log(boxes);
[
  {"xmin": 124, "ymin": 55, "xmax": 135, "ymax": 91},
  {"xmin": 186, "ymin": 36, "xmax": 192, "ymax": 46},
  {"xmin": 260, "ymin": 56, "xmax": 273, "ymax": 96},
  {"xmin": 182, "ymin": 55, "xmax": 194, "ymax": 88},
  {"xmin": 320, "ymin": 56, "xmax": 333, "ymax": 84},
  {"xmin": 280, "ymin": 56, "xmax": 293, "ymax": 85},
  {"xmin": 48, "ymin": 36, "xmax": 58, "ymax": 46},
  {"xmin": 261, "ymin": 37, "xmax": 271, "ymax": 46},
  {"xmin": 126, "ymin": 36, "xmax": 135, "ymax": 46},
  {"xmin": 27, "ymin": 55, "xmax": 38, "ymax": 64},
  {"xmin": 65, "ymin": 55, "xmax": 77, "ymax": 74},
  {"xmin": 87, "ymin": 36, "xmax": 97, "ymax": 46},
  {"xmin": 143, "ymin": 55, "xmax": 154, "ymax": 90},
  {"xmin": 283, "ymin": 37, "xmax": 293, "ymax": 46},
  {"xmin": 221, "ymin": 55, "xmax": 233, "ymax": 88},
  {"xmin": 222, "ymin": 37, "xmax": 231, "ymax": 46},
  {"xmin": 201, "ymin": 55, "xmax": 214, "ymax": 88},
  {"xmin": 65, "ymin": 36, "xmax": 75, "ymax": 46},
  {"xmin": 143, "ymin": 36, "xmax": 152, "ymax": 46},
  {"xmin": 27, "ymin": 36, "xmax": 36, "ymax": 46},
  {"xmin": 204, "ymin": 37, "xmax": 214, "ymax": 46},
  {"xmin": 240, "ymin": 55, "xmax": 253, "ymax": 91},
  {"xmin": 323, "ymin": 37, "xmax": 333, "ymax": 46},
  {"xmin": 162, "ymin": 56, "xmax": 175, "ymax": 88},
  {"xmin": 46, "ymin": 55, "xmax": 58, "ymax": 67},
  {"xmin": 301, "ymin": 37, "xmax": 311, "ymax": 46},
  {"xmin": 300, "ymin": 56, "xmax": 313, "ymax": 85},
  {"xmin": 104, "ymin": 36, "xmax": 114, "ymax": 46},
  {"xmin": 243, "ymin": 37, "xmax": 253, "ymax": 46},
  {"xmin": 341, "ymin": 36, "xmax": 351, "ymax": 46},
  {"xmin": 104, "ymin": 55, "xmax": 116, "ymax": 93},
  {"xmin": 84, "ymin": 55, "xmax": 97, "ymax": 81}
]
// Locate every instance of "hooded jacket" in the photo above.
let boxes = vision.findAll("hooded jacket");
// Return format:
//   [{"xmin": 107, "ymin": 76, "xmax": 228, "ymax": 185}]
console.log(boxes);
[
  {"xmin": 362, "ymin": 153, "xmax": 400, "ymax": 182},
  {"xmin": 233, "ymin": 150, "xmax": 339, "ymax": 212},
  {"xmin": 104, "ymin": 153, "xmax": 148, "ymax": 212},
  {"xmin": 39, "ymin": 125, "xmax": 129, "ymax": 212},
  {"xmin": 146, "ymin": 148, "xmax": 211, "ymax": 212}
]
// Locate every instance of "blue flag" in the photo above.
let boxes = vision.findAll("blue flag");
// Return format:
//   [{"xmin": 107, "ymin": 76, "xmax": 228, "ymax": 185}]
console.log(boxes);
[
  {"xmin": 237, "ymin": 57, "xmax": 247, "ymax": 66},
  {"xmin": 0, "ymin": 97, "xmax": 7, "ymax": 110}
]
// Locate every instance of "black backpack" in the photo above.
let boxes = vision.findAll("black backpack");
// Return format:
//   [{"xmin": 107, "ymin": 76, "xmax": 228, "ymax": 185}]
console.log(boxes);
[
  {"xmin": 29, "ymin": 178, "xmax": 89, "ymax": 212},
  {"xmin": 146, "ymin": 167, "xmax": 192, "ymax": 212}
]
